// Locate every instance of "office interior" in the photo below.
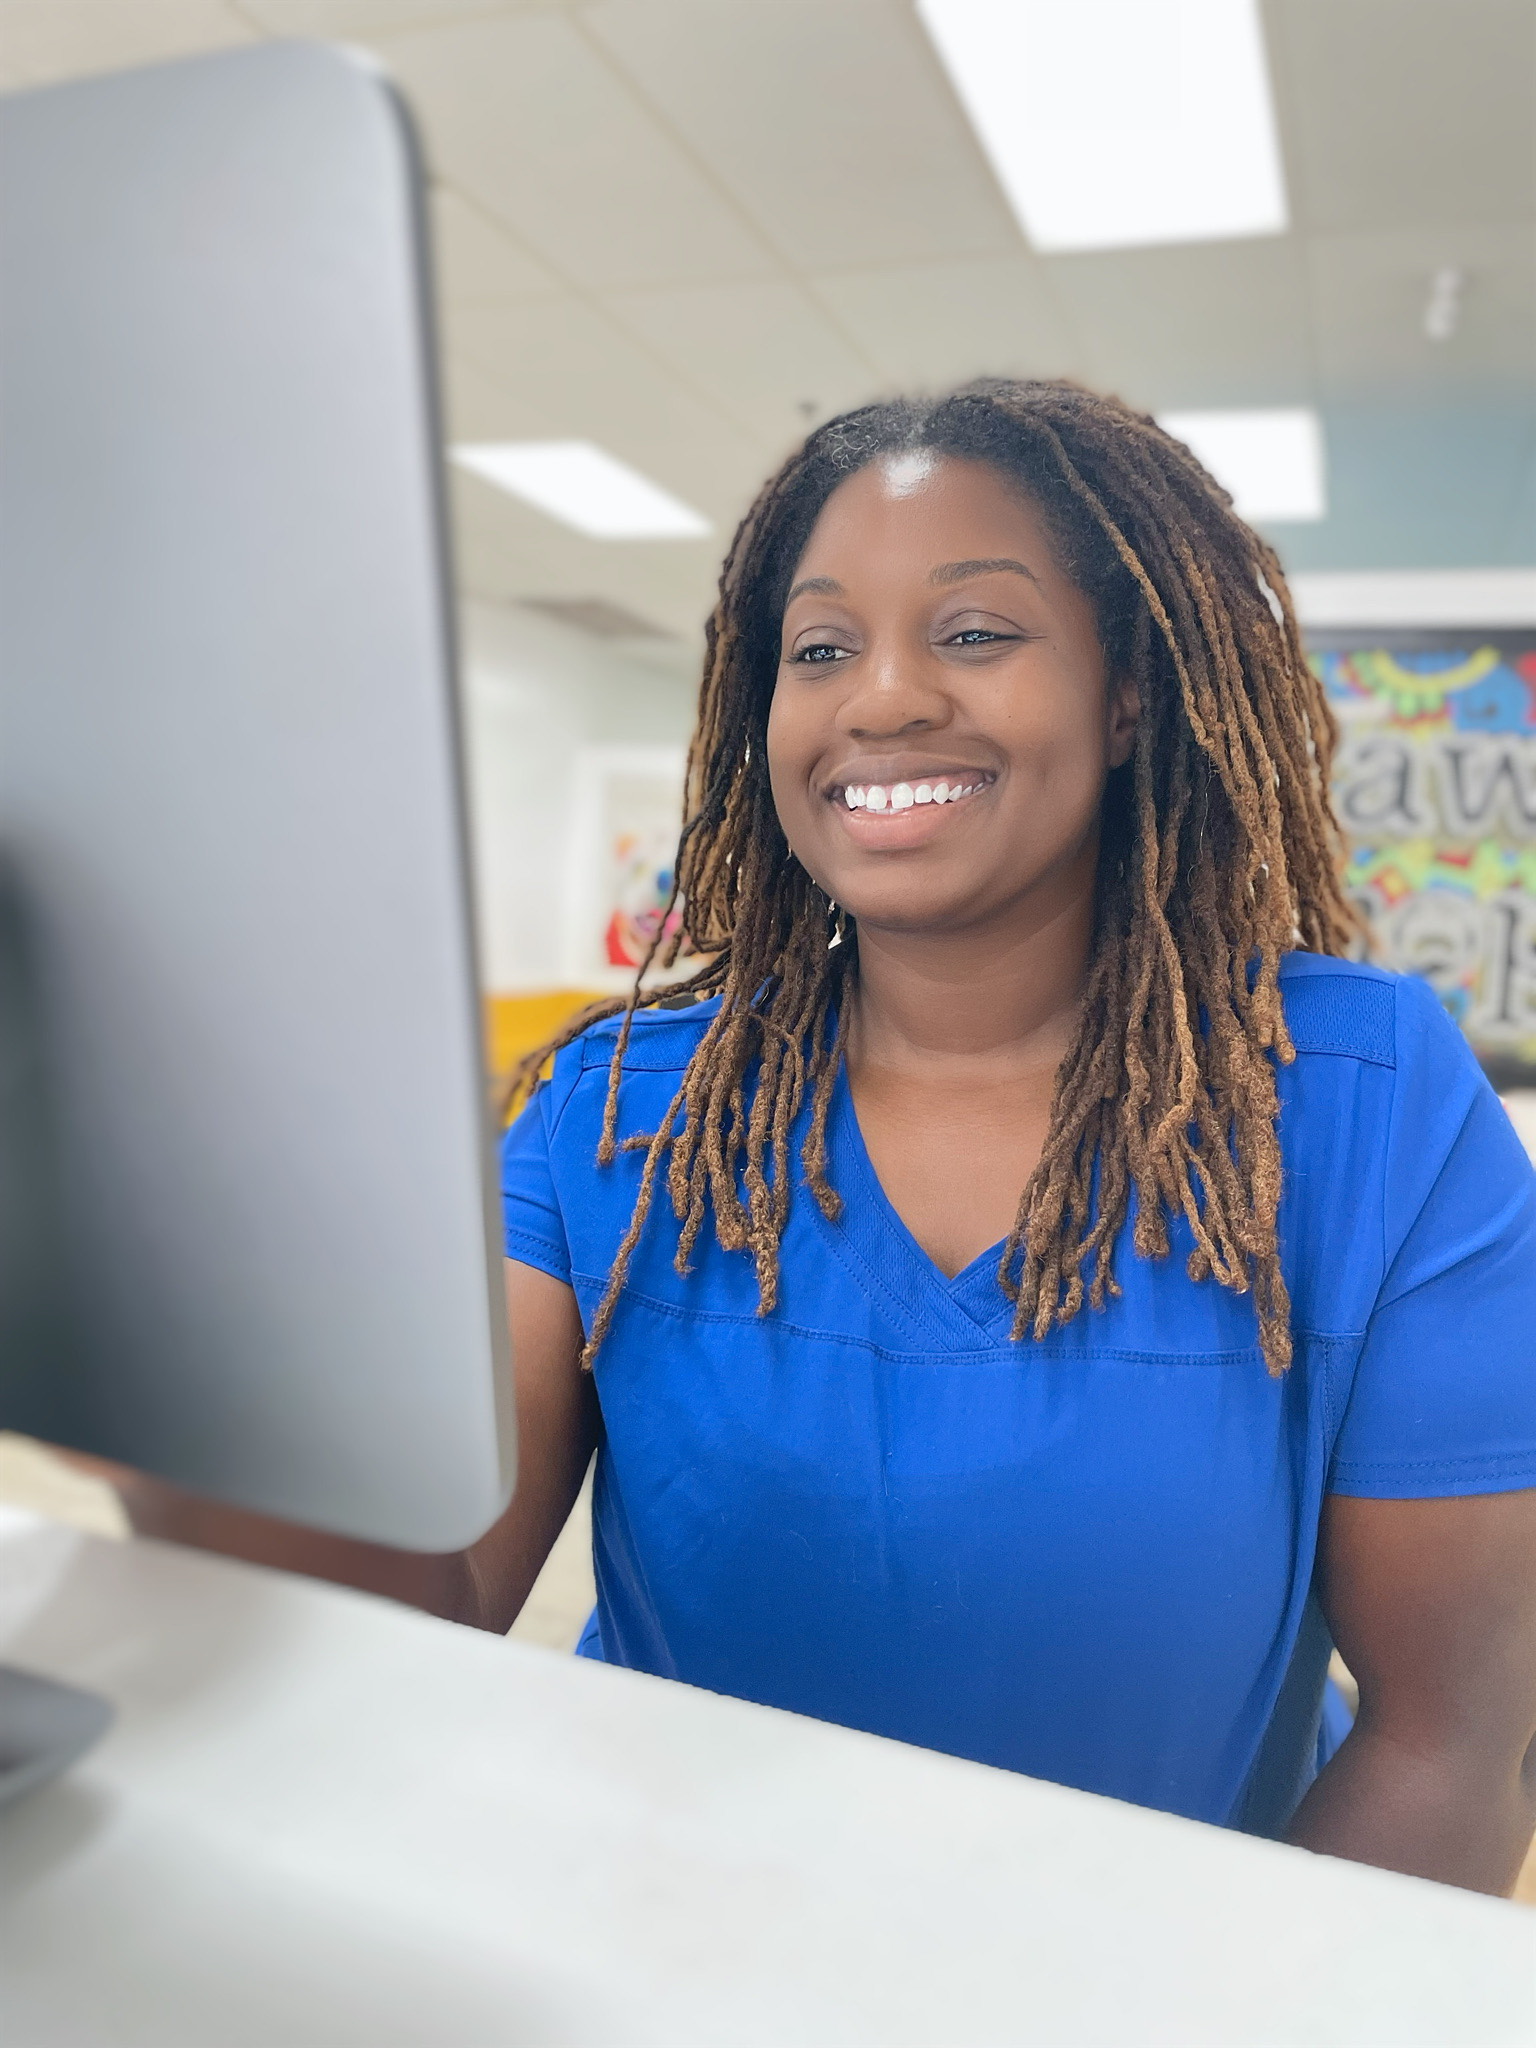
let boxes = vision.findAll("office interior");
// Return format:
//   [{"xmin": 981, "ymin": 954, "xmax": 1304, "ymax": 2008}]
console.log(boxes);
[{"xmin": 2, "ymin": 2, "xmax": 1535, "ymax": 2040}]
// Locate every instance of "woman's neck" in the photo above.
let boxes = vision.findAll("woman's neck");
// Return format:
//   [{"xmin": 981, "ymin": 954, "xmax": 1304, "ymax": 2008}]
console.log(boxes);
[
  {"xmin": 846, "ymin": 852, "xmax": 1097, "ymax": 1083},
  {"xmin": 837, "ymin": 844, "xmax": 1099, "ymax": 1276}
]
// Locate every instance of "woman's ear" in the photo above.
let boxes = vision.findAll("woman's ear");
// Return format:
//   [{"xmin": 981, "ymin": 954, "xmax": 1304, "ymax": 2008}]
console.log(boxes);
[{"xmin": 1107, "ymin": 673, "xmax": 1140, "ymax": 770}]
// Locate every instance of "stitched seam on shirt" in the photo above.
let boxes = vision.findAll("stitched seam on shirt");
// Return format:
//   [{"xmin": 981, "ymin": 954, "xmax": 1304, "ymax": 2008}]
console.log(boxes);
[
  {"xmin": 1299, "ymin": 1331, "xmax": 1351, "ymax": 1441},
  {"xmin": 577, "ymin": 1014, "xmax": 710, "ymax": 1076},
  {"xmin": 1331, "ymin": 1447, "xmax": 1536, "ymax": 1475},
  {"xmin": 571, "ymin": 1274, "xmax": 1265, "ymax": 1365},
  {"xmin": 1376, "ymin": 1179, "xmax": 1532, "ymax": 1313},
  {"xmin": 1286, "ymin": 1039, "xmax": 1395, "ymax": 1069},
  {"xmin": 808, "ymin": 1213, "xmax": 961, "ymax": 1348},
  {"xmin": 809, "ymin": 1089, "xmax": 996, "ymax": 1346},
  {"xmin": 504, "ymin": 1226, "xmax": 568, "ymax": 1277},
  {"xmin": 571, "ymin": 1283, "xmax": 1362, "ymax": 1357},
  {"xmin": 795, "ymin": 1121, "xmax": 950, "ymax": 1347},
  {"xmin": 543, "ymin": 1057, "xmax": 588, "ymax": 1150},
  {"xmin": 1282, "ymin": 969, "xmax": 1397, "ymax": 1066}
]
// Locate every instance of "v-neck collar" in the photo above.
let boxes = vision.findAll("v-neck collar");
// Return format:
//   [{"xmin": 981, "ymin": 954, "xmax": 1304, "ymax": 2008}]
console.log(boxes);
[{"xmin": 812, "ymin": 1061, "xmax": 1018, "ymax": 1346}]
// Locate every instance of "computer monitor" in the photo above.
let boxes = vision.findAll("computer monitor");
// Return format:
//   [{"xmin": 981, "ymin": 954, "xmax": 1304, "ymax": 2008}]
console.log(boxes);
[{"xmin": 0, "ymin": 42, "xmax": 515, "ymax": 1552}]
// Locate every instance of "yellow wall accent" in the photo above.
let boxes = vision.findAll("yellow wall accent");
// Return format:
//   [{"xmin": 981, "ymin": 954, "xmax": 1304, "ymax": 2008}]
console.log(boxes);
[{"xmin": 484, "ymin": 988, "xmax": 605, "ymax": 1105}]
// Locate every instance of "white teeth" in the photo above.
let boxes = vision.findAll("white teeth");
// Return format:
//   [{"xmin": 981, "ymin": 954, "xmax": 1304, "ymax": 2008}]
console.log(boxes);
[{"xmin": 840, "ymin": 777, "xmax": 983, "ymax": 810}]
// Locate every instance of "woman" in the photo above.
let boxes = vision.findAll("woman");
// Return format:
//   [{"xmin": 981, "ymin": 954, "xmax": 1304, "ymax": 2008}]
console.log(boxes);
[{"xmin": 128, "ymin": 380, "xmax": 1536, "ymax": 1893}]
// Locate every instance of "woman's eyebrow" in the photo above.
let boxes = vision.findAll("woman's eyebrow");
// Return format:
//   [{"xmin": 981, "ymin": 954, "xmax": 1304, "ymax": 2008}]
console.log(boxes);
[
  {"xmin": 930, "ymin": 557, "xmax": 1041, "ymax": 587},
  {"xmin": 785, "ymin": 575, "xmax": 843, "ymax": 604}
]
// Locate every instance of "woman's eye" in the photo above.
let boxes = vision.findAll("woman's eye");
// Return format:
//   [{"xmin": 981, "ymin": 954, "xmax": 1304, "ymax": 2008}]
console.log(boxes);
[
  {"xmin": 946, "ymin": 626, "xmax": 1009, "ymax": 647},
  {"xmin": 792, "ymin": 642, "xmax": 851, "ymax": 665}
]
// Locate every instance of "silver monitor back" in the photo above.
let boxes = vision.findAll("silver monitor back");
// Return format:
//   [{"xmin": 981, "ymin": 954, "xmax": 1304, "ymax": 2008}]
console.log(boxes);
[{"xmin": 0, "ymin": 42, "xmax": 515, "ymax": 1551}]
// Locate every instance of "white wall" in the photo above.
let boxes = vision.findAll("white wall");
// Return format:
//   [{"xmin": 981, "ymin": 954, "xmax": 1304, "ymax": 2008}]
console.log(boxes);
[
  {"xmin": 458, "ymin": 600, "xmax": 697, "ymax": 992},
  {"xmin": 1290, "ymin": 569, "xmax": 1536, "ymax": 628}
]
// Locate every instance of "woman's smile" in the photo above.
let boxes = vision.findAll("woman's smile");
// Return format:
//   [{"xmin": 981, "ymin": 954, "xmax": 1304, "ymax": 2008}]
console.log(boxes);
[{"xmin": 828, "ymin": 769, "xmax": 995, "ymax": 846}]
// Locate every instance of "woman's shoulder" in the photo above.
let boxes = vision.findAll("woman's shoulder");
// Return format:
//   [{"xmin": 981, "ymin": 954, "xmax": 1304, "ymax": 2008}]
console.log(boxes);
[
  {"xmin": 554, "ymin": 994, "xmax": 724, "ymax": 1079},
  {"xmin": 1273, "ymin": 954, "xmax": 1532, "ymax": 1341},
  {"xmin": 504, "ymin": 998, "xmax": 726, "ymax": 1246},
  {"xmin": 1277, "ymin": 950, "xmax": 1469, "ymax": 1079},
  {"xmin": 532, "ymin": 995, "xmax": 723, "ymax": 1150}
]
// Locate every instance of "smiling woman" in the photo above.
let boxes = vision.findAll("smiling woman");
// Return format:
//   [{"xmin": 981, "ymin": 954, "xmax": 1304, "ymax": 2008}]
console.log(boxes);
[
  {"xmin": 533, "ymin": 382, "xmax": 1352, "ymax": 1377},
  {"xmin": 484, "ymin": 381, "xmax": 1536, "ymax": 1895},
  {"xmin": 125, "ymin": 379, "xmax": 1536, "ymax": 1900}
]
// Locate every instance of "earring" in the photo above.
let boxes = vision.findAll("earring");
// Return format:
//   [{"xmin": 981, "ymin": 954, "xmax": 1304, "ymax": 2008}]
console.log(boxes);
[{"xmin": 827, "ymin": 899, "xmax": 849, "ymax": 950}]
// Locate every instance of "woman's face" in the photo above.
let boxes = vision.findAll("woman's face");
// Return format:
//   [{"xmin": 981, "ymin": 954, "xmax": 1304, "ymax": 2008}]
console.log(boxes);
[{"xmin": 766, "ymin": 453, "xmax": 1138, "ymax": 939}]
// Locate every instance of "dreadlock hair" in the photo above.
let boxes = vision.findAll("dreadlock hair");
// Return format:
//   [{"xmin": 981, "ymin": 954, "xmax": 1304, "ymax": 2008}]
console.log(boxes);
[{"xmin": 516, "ymin": 378, "xmax": 1356, "ymax": 1377}]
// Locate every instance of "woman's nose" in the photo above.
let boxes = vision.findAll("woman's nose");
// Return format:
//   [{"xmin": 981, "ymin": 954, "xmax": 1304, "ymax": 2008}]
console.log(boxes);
[{"xmin": 838, "ymin": 640, "xmax": 950, "ymax": 737}]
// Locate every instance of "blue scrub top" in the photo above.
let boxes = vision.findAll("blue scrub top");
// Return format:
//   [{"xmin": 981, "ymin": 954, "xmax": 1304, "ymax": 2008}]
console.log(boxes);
[{"xmin": 501, "ymin": 955, "xmax": 1536, "ymax": 1833}]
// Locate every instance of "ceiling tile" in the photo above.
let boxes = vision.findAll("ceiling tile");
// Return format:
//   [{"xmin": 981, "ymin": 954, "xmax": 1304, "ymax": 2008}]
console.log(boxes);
[
  {"xmin": 429, "ymin": 183, "xmax": 563, "ymax": 307},
  {"xmin": 438, "ymin": 348, "xmax": 539, "ymax": 442},
  {"xmin": 813, "ymin": 255, "xmax": 1083, "ymax": 394},
  {"xmin": 602, "ymin": 279, "xmax": 882, "ymax": 446},
  {"xmin": 0, "ymin": 1, "xmax": 256, "ymax": 86},
  {"xmin": 371, "ymin": 9, "xmax": 776, "ymax": 288},
  {"xmin": 449, "ymin": 466, "xmax": 722, "ymax": 639},
  {"xmin": 1271, "ymin": 0, "xmax": 1536, "ymax": 233},
  {"xmin": 1306, "ymin": 222, "xmax": 1536, "ymax": 400},
  {"xmin": 1041, "ymin": 239, "xmax": 1316, "ymax": 411},
  {"xmin": 447, "ymin": 295, "xmax": 768, "ymax": 511},
  {"xmin": 241, "ymin": 2, "xmax": 559, "ymax": 31},
  {"xmin": 584, "ymin": 0, "xmax": 1022, "ymax": 271}
]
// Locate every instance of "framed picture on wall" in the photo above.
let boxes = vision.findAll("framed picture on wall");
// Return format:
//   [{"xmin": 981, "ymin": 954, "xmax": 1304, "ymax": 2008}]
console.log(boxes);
[
  {"xmin": 561, "ymin": 744, "xmax": 693, "ymax": 993},
  {"xmin": 1309, "ymin": 629, "xmax": 1536, "ymax": 1083}
]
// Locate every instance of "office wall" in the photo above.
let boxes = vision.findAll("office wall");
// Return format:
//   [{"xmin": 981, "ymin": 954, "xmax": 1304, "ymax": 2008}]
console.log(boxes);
[{"xmin": 460, "ymin": 599, "xmax": 697, "ymax": 998}]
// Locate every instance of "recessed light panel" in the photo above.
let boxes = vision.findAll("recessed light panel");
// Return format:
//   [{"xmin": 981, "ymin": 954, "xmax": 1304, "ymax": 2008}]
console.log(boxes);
[
  {"xmin": 1158, "ymin": 408, "xmax": 1326, "ymax": 522},
  {"xmin": 451, "ymin": 441, "xmax": 711, "ymax": 540},
  {"xmin": 916, "ymin": 0, "xmax": 1288, "ymax": 253}
]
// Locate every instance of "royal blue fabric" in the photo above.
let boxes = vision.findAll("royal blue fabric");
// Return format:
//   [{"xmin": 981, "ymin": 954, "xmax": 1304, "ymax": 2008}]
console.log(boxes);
[{"xmin": 502, "ymin": 956, "xmax": 1536, "ymax": 1832}]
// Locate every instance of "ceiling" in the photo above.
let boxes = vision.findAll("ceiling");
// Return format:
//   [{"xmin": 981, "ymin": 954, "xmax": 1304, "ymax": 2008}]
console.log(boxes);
[{"xmin": 2, "ymin": 0, "xmax": 1533, "ymax": 649}]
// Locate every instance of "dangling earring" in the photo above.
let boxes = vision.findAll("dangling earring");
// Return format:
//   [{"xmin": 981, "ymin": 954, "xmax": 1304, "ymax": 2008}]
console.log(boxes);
[{"xmin": 827, "ymin": 899, "xmax": 849, "ymax": 950}]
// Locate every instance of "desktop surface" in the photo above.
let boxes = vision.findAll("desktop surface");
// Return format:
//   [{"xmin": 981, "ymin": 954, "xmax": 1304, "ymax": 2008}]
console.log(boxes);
[{"xmin": 0, "ymin": 1510, "xmax": 1531, "ymax": 2048}]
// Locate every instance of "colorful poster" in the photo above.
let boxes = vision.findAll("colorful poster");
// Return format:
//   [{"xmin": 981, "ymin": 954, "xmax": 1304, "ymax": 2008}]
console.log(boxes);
[
  {"xmin": 1310, "ymin": 632, "xmax": 1536, "ymax": 1072},
  {"xmin": 562, "ymin": 745, "xmax": 693, "ymax": 991}
]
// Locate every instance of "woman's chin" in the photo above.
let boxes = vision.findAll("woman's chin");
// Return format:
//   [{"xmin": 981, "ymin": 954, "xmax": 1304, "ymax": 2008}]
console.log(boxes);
[{"xmin": 839, "ymin": 884, "xmax": 995, "ymax": 940}]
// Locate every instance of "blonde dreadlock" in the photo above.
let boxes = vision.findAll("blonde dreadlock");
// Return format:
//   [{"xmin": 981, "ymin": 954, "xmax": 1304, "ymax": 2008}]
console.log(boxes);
[{"xmin": 514, "ymin": 380, "xmax": 1356, "ymax": 1376}]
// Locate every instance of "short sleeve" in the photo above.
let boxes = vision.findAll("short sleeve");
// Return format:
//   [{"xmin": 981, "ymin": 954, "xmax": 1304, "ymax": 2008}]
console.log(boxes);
[
  {"xmin": 1330, "ymin": 978, "xmax": 1536, "ymax": 1498},
  {"xmin": 500, "ymin": 1084, "xmax": 572, "ymax": 1285}
]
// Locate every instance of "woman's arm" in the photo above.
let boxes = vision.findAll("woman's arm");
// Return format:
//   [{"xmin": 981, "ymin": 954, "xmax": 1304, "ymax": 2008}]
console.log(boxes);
[
  {"xmin": 116, "ymin": 1260, "xmax": 597, "ymax": 1634},
  {"xmin": 1287, "ymin": 1489, "xmax": 1536, "ymax": 1894}
]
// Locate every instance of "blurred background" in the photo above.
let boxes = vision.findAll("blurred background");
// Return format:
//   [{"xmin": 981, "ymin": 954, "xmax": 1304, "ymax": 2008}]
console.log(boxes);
[
  {"xmin": 3, "ymin": 0, "xmax": 1532, "ymax": 1085},
  {"xmin": 1, "ymin": 3, "xmax": 1533, "ymax": 1745}
]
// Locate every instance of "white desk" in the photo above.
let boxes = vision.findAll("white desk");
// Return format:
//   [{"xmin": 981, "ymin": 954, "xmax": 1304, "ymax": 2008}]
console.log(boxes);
[{"xmin": 0, "ymin": 1509, "xmax": 1531, "ymax": 2047}]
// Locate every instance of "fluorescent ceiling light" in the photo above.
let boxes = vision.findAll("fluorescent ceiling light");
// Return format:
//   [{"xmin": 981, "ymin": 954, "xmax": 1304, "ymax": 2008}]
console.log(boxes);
[
  {"xmin": 916, "ymin": 0, "xmax": 1288, "ymax": 252},
  {"xmin": 451, "ymin": 441, "xmax": 711, "ymax": 540},
  {"xmin": 1157, "ymin": 408, "xmax": 1326, "ymax": 521}
]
